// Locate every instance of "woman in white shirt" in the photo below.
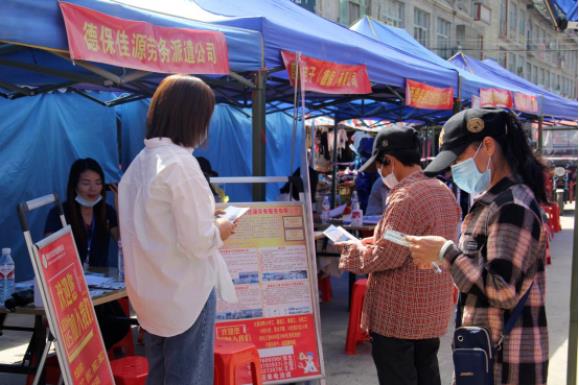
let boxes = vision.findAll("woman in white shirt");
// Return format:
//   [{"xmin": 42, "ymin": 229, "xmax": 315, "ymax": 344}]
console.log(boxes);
[{"xmin": 119, "ymin": 75, "xmax": 237, "ymax": 385}]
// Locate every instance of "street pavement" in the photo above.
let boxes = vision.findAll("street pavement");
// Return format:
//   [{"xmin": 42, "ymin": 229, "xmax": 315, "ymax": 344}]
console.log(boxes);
[{"xmin": 0, "ymin": 205, "xmax": 576, "ymax": 385}]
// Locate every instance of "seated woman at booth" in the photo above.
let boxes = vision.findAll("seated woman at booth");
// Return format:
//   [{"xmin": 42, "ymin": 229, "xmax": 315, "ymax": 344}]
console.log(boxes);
[{"xmin": 44, "ymin": 158, "xmax": 130, "ymax": 350}]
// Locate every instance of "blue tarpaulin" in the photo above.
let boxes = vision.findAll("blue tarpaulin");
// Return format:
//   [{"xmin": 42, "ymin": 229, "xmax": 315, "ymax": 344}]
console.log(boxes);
[
  {"xmin": 0, "ymin": 94, "xmax": 301, "ymax": 280},
  {"xmin": 450, "ymin": 53, "xmax": 578, "ymax": 120}
]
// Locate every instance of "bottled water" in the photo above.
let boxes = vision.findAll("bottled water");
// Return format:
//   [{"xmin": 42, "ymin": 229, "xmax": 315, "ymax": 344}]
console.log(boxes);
[
  {"xmin": 0, "ymin": 248, "xmax": 15, "ymax": 307},
  {"xmin": 350, "ymin": 191, "xmax": 363, "ymax": 227}
]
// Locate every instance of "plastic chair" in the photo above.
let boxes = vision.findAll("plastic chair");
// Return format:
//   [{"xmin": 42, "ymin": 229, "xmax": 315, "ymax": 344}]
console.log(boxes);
[
  {"xmin": 345, "ymin": 278, "xmax": 369, "ymax": 355},
  {"xmin": 318, "ymin": 275, "xmax": 332, "ymax": 302},
  {"xmin": 110, "ymin": 355, "xmax": 149, "ymax": 385},
  {"xmin": 214, "ymin": 341, "xmax": 263, "ymax": 385}
]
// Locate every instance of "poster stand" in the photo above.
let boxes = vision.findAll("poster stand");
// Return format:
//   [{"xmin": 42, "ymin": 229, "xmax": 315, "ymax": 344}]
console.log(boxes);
[
  {"xmin": 17, "ymin": 194, "xmax": 115, "ymax": 385},
  {"xmin": 211, "ymin": 172, "xmax": 325, "ymax": 385}
]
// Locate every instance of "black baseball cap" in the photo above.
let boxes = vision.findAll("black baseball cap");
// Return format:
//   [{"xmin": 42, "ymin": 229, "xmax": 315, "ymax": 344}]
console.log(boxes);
[
  {"xmin": 424, "ymin": 108, "xmax": 509, "ymax": 175},
  {"xmin": 358, "ymin": 125, "xmax": 420, "ymax": 172}
]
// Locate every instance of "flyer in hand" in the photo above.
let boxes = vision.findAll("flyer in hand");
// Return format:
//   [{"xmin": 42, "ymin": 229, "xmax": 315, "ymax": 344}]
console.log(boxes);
[
  {"xmin": 220, "ymin": 206, "xmax": 250, "ymax": 222},
  {"xmin": 323, "ymin": 225, "xmax": 359, "ymax": 243}
]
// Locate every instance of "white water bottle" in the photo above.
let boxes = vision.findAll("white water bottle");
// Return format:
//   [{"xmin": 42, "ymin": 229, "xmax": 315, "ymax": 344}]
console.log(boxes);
[
  {"xmin": 350, "ymin": 191, "xmax": 363, "ymax": 227},
  {"xmin": 0, "ymin": 248, "xmax": 15, "ymax": 307},
  {"xmin": 321, "ymin": 195, "xmax": 331, "ymax": 224}
]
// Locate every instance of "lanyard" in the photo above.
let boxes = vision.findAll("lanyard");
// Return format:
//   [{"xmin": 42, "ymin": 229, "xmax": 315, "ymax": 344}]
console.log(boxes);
[{"xmin": 86, "ymin": 216, "xmax": 96, "ymax": 263}]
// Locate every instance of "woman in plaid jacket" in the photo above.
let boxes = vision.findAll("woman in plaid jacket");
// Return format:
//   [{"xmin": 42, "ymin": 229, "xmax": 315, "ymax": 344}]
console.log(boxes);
[{"xmin": 408, "ymin": 108, "xmax": 549, "ymax": 385}]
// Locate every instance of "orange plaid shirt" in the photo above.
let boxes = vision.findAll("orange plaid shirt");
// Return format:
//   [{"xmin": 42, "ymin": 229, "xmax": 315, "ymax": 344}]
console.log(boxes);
[{"xmin": 339, "ymin": 171, "xmax": 461, "ymax": 339}]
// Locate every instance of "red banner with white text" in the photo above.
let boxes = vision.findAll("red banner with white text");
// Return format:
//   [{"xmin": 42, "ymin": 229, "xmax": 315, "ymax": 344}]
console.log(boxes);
[
  {"xmin": 281, "ymin": 51, "xmax": 372, "ymax": 94},
  {"xmin": 36, "ymin": 229, "xmax": 114, "ymax": 385},
  {"xmin": 479, "ymin": 88, "xmax": 513, "ymax": 108},
  {"xmin": 405, "ymin": 79, "xmax": 454, "ymax": 110},
  {"xmin": 513, "ymin": 92, "xmax": 539, "ymax": 114},
  {"xmin": 59, "ymin": 2, "xmax": 229, "ymax": 74}
]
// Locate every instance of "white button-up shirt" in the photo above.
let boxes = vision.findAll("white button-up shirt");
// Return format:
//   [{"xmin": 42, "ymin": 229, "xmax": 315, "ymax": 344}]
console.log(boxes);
[{"xmin": 119, "ymin": 137, "xmax": 236, "ymax": 337}]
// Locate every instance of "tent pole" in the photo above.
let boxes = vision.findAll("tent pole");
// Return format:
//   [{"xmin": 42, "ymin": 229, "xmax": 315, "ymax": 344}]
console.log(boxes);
[
  {"xmin": 568, "ymin": 197, "xmax": 578, "ymax": 385},
  {"xmin": 538, "ymin": 116, "xmax": 544, "ymax": 153},
  {"xmin": 252, "ymin": 70, "xmax": 267, "ymax": 201},
  {"xmin": 331, "ymin": 115, "xmax": 339, "ymax": 208}
]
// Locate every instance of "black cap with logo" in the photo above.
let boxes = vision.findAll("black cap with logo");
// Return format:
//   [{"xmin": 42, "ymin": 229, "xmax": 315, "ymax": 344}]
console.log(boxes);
[
  {"xmin": 424, "ymin": 108, "xmax": 509, "ymax": 175},
  {"xmin": 358, "ymin": 125, "xmax": 420, "ymax": 172}
]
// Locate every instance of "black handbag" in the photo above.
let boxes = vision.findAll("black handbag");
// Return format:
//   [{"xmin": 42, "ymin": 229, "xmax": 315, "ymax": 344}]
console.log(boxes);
[{"xmin": 452, "ymin": 286, "xmax": 532, "ymax": 385}]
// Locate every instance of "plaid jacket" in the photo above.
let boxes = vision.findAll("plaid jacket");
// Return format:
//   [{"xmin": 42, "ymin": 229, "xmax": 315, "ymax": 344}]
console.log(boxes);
[
  {"xmin": 444, "ymin": 177, "xmax": 548, "ymax": 385},
  {"xmin": 340, "ymin": 171, "xmax": 461, "ymax": 339}
]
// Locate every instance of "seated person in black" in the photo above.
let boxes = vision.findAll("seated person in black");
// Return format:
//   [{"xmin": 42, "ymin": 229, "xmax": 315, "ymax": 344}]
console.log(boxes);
[{"xmin": 45, "ymin": 158, "xmax": 130, "ymax": 352}]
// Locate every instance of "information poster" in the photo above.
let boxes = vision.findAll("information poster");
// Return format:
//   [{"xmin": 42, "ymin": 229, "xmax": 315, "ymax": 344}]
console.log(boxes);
[
  {"xmin": 33, "ymin": 227, "xmax": 114, "ymax": 385},
  {"xmin": 216, "ymin": 202, "xmax": 322, "ymax": 384}
]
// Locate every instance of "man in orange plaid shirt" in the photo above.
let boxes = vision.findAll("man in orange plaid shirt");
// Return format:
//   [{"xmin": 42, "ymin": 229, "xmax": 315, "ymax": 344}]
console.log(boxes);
[{"xmin": 338, "ymin": 125, "xmax": 461, "ymax": 385}]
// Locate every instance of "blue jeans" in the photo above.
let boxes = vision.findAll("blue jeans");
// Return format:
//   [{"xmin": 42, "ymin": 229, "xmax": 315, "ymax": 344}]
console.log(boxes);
[{"xmin": 144, "ymin": 290, "xmax": 216, "ymax": 385}]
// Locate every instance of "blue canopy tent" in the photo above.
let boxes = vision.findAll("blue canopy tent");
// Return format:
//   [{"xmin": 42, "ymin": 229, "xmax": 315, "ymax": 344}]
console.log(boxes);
[
  {"xmin": 541, "ymin": 0, "xmax": 578, "ymax": 30},
  {"xmin": 122, "ymin": 0, "xmax": 465, "ymax": 120},
  {"xmin": 450, "ymin": 53, "xmax": 578, "ymax": 121},
  {"xmin": 350, "ymin": 17, "xmax": 520, "ymax": 103},
  {"xmin": 0, "ymin": 0, "xmax": 263, "ymax": 102}
]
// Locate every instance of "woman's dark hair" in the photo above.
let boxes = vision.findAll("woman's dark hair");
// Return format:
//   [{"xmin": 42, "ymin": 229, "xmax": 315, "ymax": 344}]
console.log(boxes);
[
  {"xmin": 496, "ymin": 112, "xmax": 547, "ymax": 203},
  {"xmin": 146, "ymin": 74, "xmax": 216, "ymax": 147},
  {"xmin": 65, "ymin": 158, "xmax": 108, "ymax": 260}
]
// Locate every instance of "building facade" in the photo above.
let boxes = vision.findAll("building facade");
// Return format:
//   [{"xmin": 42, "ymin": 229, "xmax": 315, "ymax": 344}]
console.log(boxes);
[{"xmin": 306, "ymin": 0, "xmax": 577, "ymax": 99}]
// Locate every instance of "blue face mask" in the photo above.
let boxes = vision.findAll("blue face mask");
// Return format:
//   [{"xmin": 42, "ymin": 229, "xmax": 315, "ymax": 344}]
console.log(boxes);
[{"xmin": 451, "ymin": 144, "xmax": 491, "ymax": 195}]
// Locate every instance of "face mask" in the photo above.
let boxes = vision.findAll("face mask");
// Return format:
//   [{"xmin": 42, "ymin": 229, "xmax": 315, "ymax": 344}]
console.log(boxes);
[
  {"xmin": 451, "ymin": 144, "xmax": 491, "ymax": 195},
  {"xmin": 383, "ymin": 171, "xmax": 398, "ymax": 189},
  {"xmin": 75, "ymin": 195, "xmax": 102, "ymax": 208}
]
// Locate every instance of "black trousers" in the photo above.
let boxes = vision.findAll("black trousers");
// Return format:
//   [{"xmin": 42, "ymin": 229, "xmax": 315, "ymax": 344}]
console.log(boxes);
[{"xmin": 370, "ymin": 332, "xmax": 441, "ymax": 385}]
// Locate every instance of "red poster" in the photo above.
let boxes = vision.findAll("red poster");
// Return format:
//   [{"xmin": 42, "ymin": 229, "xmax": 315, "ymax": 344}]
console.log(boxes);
[
  {"xmin": 216, "ymin": 315, "xmax": 320, "ymax": 383},
  {"xmin": 479, "ymin": 88, "xmax": 513, "ymax": 108},
  {"xmin": 215, "ymin": 202, "xmax": 323, "ymax": 384},
  {"xmin": 281, "ymin": 50, "xmax": 372, "ymax": 94},
  {"xmin": 513, "ymin": 92, "xmax": 539, "ymax": 114},
  {"xmin": 59, "ymin": 2, "xmax": 229, "ymax": 74},
  {"xmin": 405, "ymin": 79, "xmax": 454, "ymax": 110},
  {"xmin": 36, "ymin": 230, "xmax": 114, "ymax": 385}
]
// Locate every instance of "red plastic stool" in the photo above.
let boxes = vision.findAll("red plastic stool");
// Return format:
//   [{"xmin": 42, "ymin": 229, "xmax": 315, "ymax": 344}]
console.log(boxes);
[
  {"xmin": 318, "ymin": 275, "xmax": 332, "ymax": 302},
  {"xmin": 552, "ymin": 204, "xmax": 561, "ymax": 232},
  {"xmin": 214, "ymin": 341, "xmax": 263, "ymax": 385},
  {"xmin": 110, "ymin": 356, "xmax": 149, "ymax": 385},
  {"xmin": 345, "ymin": 278, "xmax": 369, "ymax": 355}
]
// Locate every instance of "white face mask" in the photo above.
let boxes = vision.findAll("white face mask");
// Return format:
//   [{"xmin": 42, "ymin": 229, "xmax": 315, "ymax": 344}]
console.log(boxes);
[
  {"xmin": 383, "ymin": 172, "xmax": 398, "ymax": 189},
  {"xmin": 75, "ymin": 195, "xmax": 102, "ymax": 208}
]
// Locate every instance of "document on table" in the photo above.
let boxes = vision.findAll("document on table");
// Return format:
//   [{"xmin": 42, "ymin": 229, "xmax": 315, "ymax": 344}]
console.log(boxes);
[
  {"xmin": 220, "ymin": 206, "xmax": 250, "ymax": 222},
  {"xmin": 323, "ymin": 225, "xmax": 359, "ymax": 243}
]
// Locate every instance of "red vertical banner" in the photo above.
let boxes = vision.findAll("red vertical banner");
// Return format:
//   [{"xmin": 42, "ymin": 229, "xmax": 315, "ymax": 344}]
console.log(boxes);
[
  {"xmin": 479, "ymin": 88, "xmax": 513, "ymax": 108},
  {"xmin": 281, "ymin": 50, "xmax": 372, "ymax": 94},
  {"xmin": 513, "ymin": 92, "xmax": 539, "ymax": 114},
  {"xmin": 405, "ymin": 79, "xmax": 454, "ymax": 110},
  {"xmin": 59, "ymin": 2, "xmax": 229, "ymax": 74},
  {"xmin": 35, "ymin": 229, "xmax": 114, "ymax": 385}
]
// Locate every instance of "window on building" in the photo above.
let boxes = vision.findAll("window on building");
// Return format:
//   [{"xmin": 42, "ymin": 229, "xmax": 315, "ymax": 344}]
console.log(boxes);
[
  {"xmin": 414, "ymin": 8, "xmax": 431, "ymax": 47},
  {"xmin": 540, "ymin": 68, "xmax": 545, "ymax": 86},
  {"xmin": 436, "ymin": 17, "xmax": 451, "ymax": 58},
  {"xmin": 509, "ymin": 2, "xmax": 517, "ymax": 39},
  {"xmin": 526, "ymin": 62, "xmax": 532, "ymax": 80},
  {"xmin": 508, "ymin": 52, "xmax": 516, "ymax": 72},
  {"xmin": 533, "ymin": 65, "xmax": 539, "ymax": 83},
  {"xmin": 382, "ymin": 0, "xmax": 405, "ymax": 28},
  {"xmin": 349, "ymin": 1, "xmax": 360, "ymax": 25},
  {"xmin": 546, "ymin": 71, "xmax": 551, "ymax": 89},
  {"xmin": 499, "ymin": 0, "xmax": 508, "ymax": 37},
  {"xmin": 518, "ymin": 11, "xmax": 526, "ymax": 42},
  {"xmin": 517, "ymin": 55, "xmax": 525, "ymax": 75},
  {"xmin": 498, "ymin": 49, "xmax": 507, "ymax": 68},
  {"xmin": 556, "ymin": 74, "xmax": 561, "ymax": 92}
]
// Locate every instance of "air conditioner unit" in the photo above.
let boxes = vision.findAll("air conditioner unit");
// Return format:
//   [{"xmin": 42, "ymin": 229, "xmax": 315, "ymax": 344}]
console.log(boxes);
[{"xmin": 456, "ymin": 1, "xmax": 468, "ymax": 13}]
